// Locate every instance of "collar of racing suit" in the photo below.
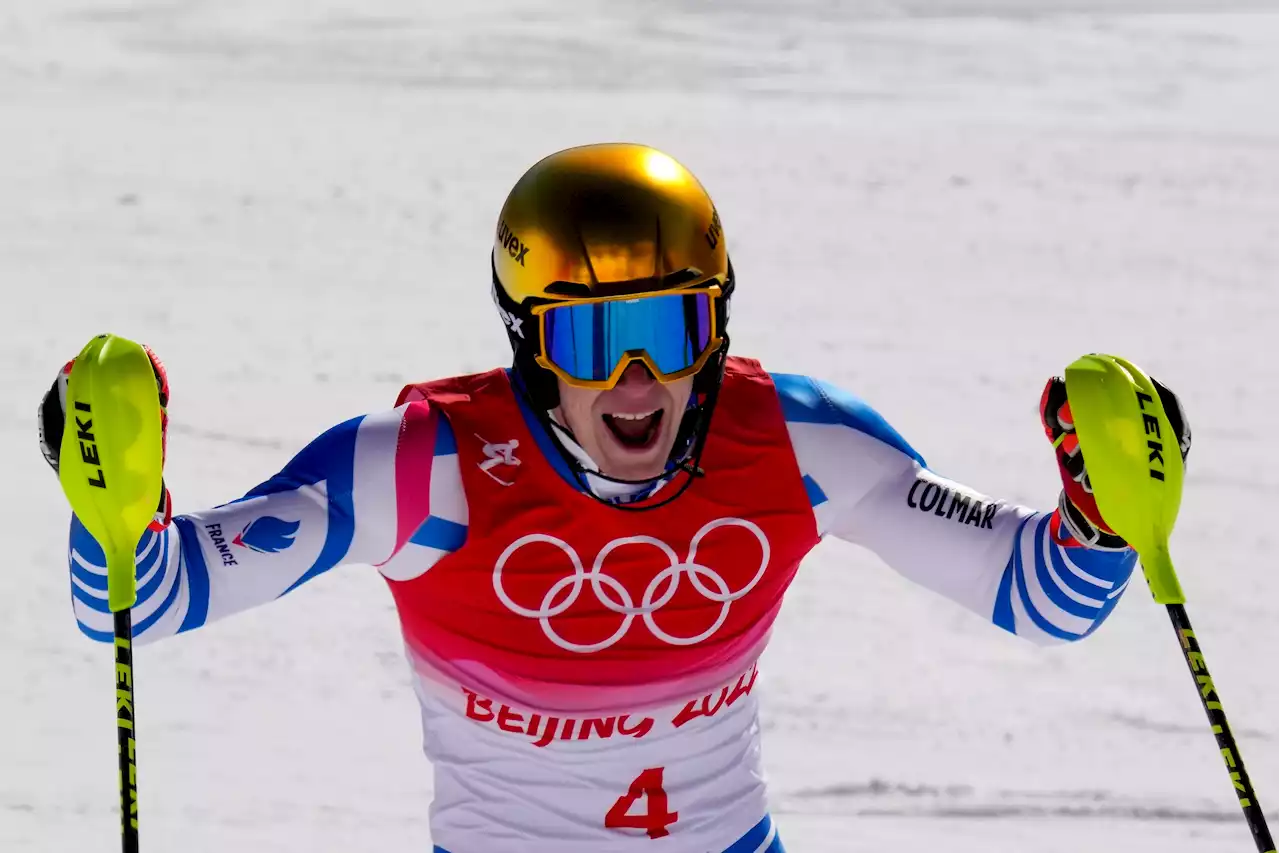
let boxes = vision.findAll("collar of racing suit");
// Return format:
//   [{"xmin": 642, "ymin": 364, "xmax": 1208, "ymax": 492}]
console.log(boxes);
[{"xmin": 545, "ymin": 411, "xmax": 671, "ymax": 504}]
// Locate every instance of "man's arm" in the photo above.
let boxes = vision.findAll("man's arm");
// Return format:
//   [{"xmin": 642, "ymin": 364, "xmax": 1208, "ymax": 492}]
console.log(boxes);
[
  {"xmin": 774, "ymin": 372, "xmax": 1137, "ymax": 645},
  {"xmin": 69, "ymin": 403, "xmax": 462, "ymax": 643}
]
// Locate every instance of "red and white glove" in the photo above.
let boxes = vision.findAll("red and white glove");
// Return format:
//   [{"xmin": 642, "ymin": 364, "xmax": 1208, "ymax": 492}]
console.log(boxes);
[
  {"xmin": 1040, "ymin": 374, "xmax": 1191, "ymax": 550},
  {"xmin": 38, "ymin": 345, "xmax": 172, "ymax": 531}
]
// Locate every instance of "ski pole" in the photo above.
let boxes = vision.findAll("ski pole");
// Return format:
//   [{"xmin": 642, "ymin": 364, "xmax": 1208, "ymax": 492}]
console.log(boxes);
[
  {"xmin": 1066, "ymin": 353, "xmax": 1275, "ymax": 853},
  {"xmin": 59, "ymin": 334, "xmax": 165, "ymax": 853}
]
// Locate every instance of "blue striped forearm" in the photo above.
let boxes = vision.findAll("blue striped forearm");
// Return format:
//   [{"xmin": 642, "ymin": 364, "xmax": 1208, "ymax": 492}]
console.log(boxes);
[
  {"xmin": 69, "ymin": 514, "xmax": 197, "ymax": 643},
  {"xmin": 992, "ymin": 514, "xmax": 1136, "ymax": 644}
]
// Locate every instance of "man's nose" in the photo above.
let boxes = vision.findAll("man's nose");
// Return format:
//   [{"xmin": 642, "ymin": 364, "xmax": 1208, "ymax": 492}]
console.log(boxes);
[{"xmin": 615, "ymin": 360, "xmax": 657, "ymax": 389}]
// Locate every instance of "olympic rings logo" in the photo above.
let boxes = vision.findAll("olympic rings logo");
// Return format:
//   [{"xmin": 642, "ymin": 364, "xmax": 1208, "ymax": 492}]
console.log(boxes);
[{"xmin": 492, "ymin": 518, "xmax": 771, "ymax": 654}]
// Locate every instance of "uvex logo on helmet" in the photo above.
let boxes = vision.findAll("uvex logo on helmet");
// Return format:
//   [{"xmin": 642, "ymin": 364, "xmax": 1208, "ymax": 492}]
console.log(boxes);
[
  {"xmin": 704, "ymin": 207, "xmax": 723, "ymax": 249},
  {"xmin": 492, "ymin": 518, "xmax": 771, "ymax": 654},
  {"xmin": 496, "ymin": 220, "xmax": 529, "ymax": 266},
  {"xmin": 491, "ymin": 282, "xmax": 525, "ymax": 339}
]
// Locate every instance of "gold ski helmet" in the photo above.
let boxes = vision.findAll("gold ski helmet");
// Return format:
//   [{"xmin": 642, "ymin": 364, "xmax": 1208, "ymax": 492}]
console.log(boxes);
[{"xmin": 491, "ymin": 143, "xmax": 734, "ymax": 411}]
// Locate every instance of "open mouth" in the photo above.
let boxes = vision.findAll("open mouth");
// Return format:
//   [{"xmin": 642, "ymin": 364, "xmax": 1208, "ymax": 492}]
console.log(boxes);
[{"xmin": 602, "ymin": 409, "xmax": 664, "ymax": 451}]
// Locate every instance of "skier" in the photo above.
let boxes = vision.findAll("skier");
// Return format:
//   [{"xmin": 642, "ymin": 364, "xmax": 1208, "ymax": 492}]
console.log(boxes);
[{"xmin": 40, "ymin": 143, "xmax": 1191, "ymax": 853}]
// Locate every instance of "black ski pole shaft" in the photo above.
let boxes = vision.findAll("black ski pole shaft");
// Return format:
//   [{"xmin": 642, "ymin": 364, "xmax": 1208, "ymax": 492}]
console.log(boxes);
[
  {"xmin": 114, "ymin": 608, "xmax": 139, "ymax": 853},
  {"xmin": 1167, "ymin": 604, "xmax": 1273, "ymax": 852}
]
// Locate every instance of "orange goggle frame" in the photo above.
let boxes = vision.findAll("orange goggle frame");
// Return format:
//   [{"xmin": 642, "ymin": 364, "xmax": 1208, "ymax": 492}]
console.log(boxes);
[{"xmin": 531, "ymin": 285, "xmax": 724, "ymax": 390}]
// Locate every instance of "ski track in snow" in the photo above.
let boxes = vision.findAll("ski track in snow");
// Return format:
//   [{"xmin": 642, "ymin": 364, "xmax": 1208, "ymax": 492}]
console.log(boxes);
[{"xmin": 1, "ymin": 1, "xmax": 1275, "ymax": 851}]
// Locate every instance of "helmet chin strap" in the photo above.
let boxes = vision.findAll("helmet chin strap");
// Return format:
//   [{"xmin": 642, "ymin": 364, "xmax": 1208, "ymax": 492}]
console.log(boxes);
[
  {"xmin": 542, "ymin": 409, "xmax": 702, "ymax": 489},
  {"xmin": 509, "ymin": 368, "xmax": 719, "ymax": 512}
]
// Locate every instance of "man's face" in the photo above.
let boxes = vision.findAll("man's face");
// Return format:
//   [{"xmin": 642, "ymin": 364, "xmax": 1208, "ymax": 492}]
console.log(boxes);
[{"xmin": 554, "ymin": 362, "xmax": 694, "ymax": 482}]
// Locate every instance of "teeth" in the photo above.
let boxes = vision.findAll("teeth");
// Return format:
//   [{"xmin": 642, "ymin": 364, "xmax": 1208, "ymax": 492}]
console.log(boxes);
[{"xmin": 610, "ymin": 410, "xmax": 657, "ymax": 421}]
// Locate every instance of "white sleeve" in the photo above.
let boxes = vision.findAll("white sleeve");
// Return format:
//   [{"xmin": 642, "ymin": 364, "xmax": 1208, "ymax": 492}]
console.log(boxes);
[
  {"xmin": 68, "ymin": 405, "xmax": 453, "ymax": 644},
  {"xmin": 775, "ymin": 372, "xmax": 1137, "ymax": 645}
]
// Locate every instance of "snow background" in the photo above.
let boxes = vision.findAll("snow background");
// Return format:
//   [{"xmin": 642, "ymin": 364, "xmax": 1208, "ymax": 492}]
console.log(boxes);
[{"xmin": 1, "ymin": 0, "xmax": 1275, "ymax": 850}]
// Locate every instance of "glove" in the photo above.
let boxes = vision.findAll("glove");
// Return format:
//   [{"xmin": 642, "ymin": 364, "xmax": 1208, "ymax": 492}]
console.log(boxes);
[
  {"xmin": 38, "ymin": 345, "xmax": 173, "ymax": 531},
  {"xmin": 1040, "ymin": 373, "xmax": 1191, "ymax": 550}
]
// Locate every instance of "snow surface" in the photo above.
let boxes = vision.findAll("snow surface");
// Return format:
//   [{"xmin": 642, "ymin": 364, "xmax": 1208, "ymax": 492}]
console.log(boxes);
[{"xmin": 2, "ymin": 1, "xmax": 1276, "ymax": 851}]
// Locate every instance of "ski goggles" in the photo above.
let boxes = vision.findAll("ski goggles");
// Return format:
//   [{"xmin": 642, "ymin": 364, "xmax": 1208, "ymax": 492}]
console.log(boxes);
[{"xmin": 532, "ymin": 285, "xmax": 724, "ymax": 389}]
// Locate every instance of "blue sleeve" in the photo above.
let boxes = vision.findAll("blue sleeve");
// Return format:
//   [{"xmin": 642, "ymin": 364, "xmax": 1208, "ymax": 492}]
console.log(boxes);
[{"xmin": 772, "ymin": 372, "xmax": 925, "ymax": 467}]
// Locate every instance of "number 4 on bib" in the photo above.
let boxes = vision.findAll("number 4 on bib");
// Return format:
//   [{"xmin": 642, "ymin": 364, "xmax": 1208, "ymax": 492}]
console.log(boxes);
[{"xmin": 605, "ymin": 767, "xmax": 679, "ymax": 840}]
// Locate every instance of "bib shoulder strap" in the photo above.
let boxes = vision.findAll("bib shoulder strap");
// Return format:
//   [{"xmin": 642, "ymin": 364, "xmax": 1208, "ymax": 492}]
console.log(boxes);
[{"xmin": 396, "ymin": 368, "xmax": 511, "ymax": 407}]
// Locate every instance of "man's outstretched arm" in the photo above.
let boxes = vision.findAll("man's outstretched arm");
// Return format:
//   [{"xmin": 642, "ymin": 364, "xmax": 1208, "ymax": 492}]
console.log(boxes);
[
  {"xmin": 773, "ymin": 372, "xmax": 1186, "ymax": 645},
  {"xmin": 67, "ymin": 408, "xmax": 438, "ymax": 642},
  {"xmin": 42, "ymin": 353, "xmax": 457, "ymax": 644}
]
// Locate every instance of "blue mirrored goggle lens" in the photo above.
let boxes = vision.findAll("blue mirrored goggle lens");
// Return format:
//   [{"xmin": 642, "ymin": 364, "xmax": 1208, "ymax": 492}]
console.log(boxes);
[{"xmin": 542, "ymin": 292, "xmax": 715, "ymax": 383}]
